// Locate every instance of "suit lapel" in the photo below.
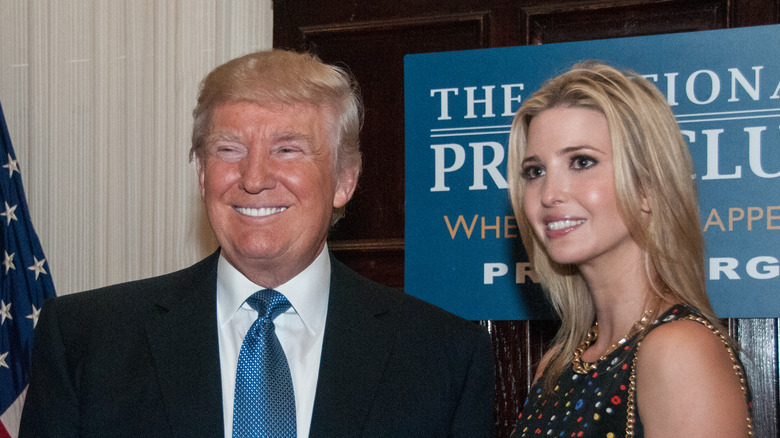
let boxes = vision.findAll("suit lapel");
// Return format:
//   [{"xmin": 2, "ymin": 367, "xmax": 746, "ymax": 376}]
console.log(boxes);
[
  {"xmin": 310, "ymin": 258, "xmax": 399, "ymax": 435},
  {"xmin": 145, "ymin": 252, "xmax": 225, "ymax": 437},
  {"xmin": 141, "ymin": 252, "xmax": 397, "ymax": 435}
]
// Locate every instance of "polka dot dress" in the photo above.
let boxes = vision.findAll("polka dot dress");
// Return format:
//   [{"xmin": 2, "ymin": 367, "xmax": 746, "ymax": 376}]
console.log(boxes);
[{"xmin": 511, "ymin": 304, "xmax": 705, "ymax": 438}]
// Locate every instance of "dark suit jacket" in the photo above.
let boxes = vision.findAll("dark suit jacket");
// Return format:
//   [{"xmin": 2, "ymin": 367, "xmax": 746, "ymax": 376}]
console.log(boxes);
[{"xmin": 20, "ymin": 251, "xmax": 495, "ymax": 437}]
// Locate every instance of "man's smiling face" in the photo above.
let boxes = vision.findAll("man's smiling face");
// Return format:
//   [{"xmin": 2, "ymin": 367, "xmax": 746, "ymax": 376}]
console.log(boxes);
[{"xmin": 197, "ymin": 101, "xmax": 356, "ymax": 287}]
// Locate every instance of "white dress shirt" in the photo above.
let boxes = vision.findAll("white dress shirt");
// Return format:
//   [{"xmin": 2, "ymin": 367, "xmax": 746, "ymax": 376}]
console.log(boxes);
[{"xmin": 217, "ymin": 245, "xmax": 330, "ymax": 438}]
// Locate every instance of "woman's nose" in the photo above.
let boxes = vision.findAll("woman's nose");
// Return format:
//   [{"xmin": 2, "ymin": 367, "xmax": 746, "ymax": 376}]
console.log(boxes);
[{"xmin": 540, "ymin": 173, "xmax": 568, "ymax": 207}]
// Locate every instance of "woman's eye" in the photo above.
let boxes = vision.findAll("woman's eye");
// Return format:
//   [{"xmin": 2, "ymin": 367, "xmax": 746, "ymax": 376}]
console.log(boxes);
[
  {"xmin": 571, "ymin": 155, "xmax": 597, "ymax": 170},
  {"xmin": 521, "ymin": 166, "xmax": 545, "ymax": 180}
]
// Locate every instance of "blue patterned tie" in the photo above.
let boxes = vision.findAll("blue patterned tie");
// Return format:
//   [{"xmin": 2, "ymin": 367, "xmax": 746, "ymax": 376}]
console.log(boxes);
[{"xmin": 232, "ymin": 289, "xmax": 296, "ymax": 438}]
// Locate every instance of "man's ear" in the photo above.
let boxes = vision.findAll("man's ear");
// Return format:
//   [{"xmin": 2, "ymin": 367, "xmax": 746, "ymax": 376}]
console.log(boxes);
[
  {"xmin": 333, "ymin": 165, "xmax": 360, "ymax": 208},
  {"xmin": 195, "ymin": 156, "xmax": 206, "ymax": 200}
]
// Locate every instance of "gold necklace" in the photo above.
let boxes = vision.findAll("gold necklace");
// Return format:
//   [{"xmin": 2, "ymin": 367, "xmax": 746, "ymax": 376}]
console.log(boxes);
[{"xmin": 572, "ymin": 308, "xmax": 656, "ymax": 374}]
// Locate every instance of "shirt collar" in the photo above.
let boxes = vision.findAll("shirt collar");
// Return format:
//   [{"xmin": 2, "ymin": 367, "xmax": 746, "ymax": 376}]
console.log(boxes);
[{"xmin": 216, "ymin": 244, "xmax": 331, "ymax": 335}]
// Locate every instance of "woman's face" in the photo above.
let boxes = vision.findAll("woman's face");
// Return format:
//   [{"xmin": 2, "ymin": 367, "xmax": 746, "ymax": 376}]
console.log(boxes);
[{"xmin": 520, "ymin": 106, "xmax": 641, "ymax": 270}]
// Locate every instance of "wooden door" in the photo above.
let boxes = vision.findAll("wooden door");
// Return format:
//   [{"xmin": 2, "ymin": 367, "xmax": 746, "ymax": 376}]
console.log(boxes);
[{"xmin": 274, "ymin": 1, "xmax": 780, "ymax": 436}]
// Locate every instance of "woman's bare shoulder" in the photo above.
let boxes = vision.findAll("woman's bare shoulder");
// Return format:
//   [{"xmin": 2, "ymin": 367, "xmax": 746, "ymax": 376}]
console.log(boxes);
[{"xmin": 635, "ymin": 318, "xmax": 750, "ymax": 437}]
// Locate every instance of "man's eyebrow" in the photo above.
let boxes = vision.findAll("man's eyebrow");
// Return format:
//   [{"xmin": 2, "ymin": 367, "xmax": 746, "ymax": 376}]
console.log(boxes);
[
  {"xmin": 273, "ymin": 131, "xmax": 313, "ymax": 143},
  {"xmin": 204, "ymin": 131, "xmax": 241, "ymax": 144},
  {"xmin": 203, "ymin": 130, "xmax": 316, "ymax": 146}
]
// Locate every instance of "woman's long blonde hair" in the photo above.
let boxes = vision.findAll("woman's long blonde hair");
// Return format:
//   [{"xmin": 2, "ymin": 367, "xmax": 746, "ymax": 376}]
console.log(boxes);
[{"xmin": 507, "ymin": 61, "xmax": 724, "ymax": 391}]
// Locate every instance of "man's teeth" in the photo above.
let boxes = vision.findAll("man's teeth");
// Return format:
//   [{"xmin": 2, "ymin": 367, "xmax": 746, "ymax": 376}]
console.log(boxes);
[
  {"xmin": 547, "ymin": 219, "xmax": 585, "ymax": 230},
  {"xmin": 235, "ymin": 207, "xmax": 287, "ymax": 217}
]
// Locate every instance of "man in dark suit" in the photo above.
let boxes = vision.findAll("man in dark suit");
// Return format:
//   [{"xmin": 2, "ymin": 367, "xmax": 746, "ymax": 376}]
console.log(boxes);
[{"xmin": 20, "ymin": 50, "xmax": 495, "ymax": 437}]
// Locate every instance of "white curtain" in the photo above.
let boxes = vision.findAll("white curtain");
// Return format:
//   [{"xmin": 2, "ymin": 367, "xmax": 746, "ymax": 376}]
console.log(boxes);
[{"xmin": 0, "ymin": 0, "xmax": 273, "ymax": 295}]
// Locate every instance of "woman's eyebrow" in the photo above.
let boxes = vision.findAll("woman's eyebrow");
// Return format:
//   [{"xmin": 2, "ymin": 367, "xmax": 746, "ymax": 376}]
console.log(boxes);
[
  {"xmin": 520, "ymin": 155, "xmax": 540, "ymax": 166},
  {"xmin": 558, "ymin": 145, "xmax": 600, "ymax": 155}
]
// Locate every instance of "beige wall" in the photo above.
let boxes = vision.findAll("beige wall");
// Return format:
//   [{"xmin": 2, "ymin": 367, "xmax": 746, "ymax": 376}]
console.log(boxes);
[{"xmin": 0, "ymin": 0, "xmax": 272, "ymax": 294}]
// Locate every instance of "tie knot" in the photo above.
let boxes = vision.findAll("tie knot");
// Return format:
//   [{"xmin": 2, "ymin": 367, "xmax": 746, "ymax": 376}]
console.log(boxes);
[{"xmin": 246, "ymin": 289, "xmax": 291, "ymax": 321}]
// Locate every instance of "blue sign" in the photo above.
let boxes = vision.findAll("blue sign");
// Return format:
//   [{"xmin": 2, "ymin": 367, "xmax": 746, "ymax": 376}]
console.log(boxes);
[{"xmin": 404, "ymin": 25, "xmax": 780, "ymax": 320}]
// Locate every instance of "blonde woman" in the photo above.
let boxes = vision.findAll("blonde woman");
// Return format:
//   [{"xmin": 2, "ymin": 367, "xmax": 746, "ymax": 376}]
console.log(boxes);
[{"xmin": 507, "ymin": 61, "xmax": 752, "ymax": 437}]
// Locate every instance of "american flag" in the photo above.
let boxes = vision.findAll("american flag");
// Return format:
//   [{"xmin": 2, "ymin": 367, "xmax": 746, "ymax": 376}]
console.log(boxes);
[{"xmin": 0, "ymin": 102, "xmax": 56, "ymax": 438}]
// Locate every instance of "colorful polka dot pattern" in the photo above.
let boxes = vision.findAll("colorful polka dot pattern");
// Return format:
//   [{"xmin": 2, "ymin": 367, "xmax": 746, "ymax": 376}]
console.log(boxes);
[
  {"xmin": 511, "ymin": 304, "xmax": 696, "ymax": 438},
  {"xmin": 232, "ymin": 289, "xmax": 296, "ymax": 438}
]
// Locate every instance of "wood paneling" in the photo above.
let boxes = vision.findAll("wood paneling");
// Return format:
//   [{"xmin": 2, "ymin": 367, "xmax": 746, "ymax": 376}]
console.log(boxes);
[
  {"xmin": 280, "ymin": 12, "xmax": 491, "ymax": 282},
  {"xmin": 733, "ymin": 318, "xmax": 780, "ymax": 437},
  {"xmin": 305, "ymin": 13, "xmax": 489, "ymax": 243},
  {"xmin": 521, "ymin": 0, "xmax": 727, "ymax": 44},
  {"xmin": 275, "ymin": 1, "xmax": 780, "ymax": 436}
]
